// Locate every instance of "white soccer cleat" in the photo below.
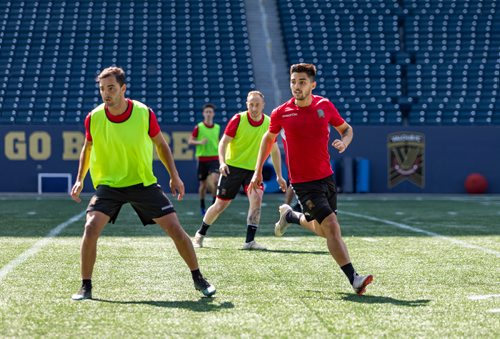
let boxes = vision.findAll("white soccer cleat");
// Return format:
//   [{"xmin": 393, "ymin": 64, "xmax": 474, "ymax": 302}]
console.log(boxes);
[
  {"xmin": 193, "ymin": 231, "xmax": 205, "ymax": 248},
  {"xmin": 352, "ymin": 274, "xmax": 374, "ymax": 296},
  {"xmin": 71, "ymin": 286, "xmax": 92, "ymax": 300},
  {"xmin": 274, "ymin": 204, "xmax": 292, "ymax": 237},
  {"xmin": 242, "ymin": 240, "xmax": 267, "ymax": 251}
]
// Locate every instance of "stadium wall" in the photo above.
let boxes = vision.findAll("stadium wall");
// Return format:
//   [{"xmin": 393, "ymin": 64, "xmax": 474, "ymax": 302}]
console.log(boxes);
[{"xmin": 0, "ymin": 125, "xmax": 498, "ymax": 194}]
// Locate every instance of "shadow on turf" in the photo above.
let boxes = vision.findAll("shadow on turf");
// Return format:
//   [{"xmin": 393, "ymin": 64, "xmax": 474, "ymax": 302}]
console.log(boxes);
[
  {"xmin": 337, "ymin": 293, "xmax": 431, "ymax": 307},
  {"xmin": 93, "ymin": 298, "xmax": 234, "ymax": 312}
]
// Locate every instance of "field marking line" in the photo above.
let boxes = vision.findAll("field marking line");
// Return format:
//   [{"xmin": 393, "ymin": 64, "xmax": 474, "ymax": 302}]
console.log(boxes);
[
  {"xmin": 468, "ymin": 294, "xmax": 500, "ymax": 301},
  {"xmin": 343, "ymin": 211, "xmax": 500, "ymax": 258},
  {"xmin": 0, "ymin": 211, "xmax": 86, "ymax": 283}
]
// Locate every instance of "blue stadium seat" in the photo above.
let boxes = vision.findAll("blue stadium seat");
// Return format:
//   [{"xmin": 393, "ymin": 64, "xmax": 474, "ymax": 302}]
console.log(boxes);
[
  {"xmin": 0, "ymin": 0, "xmax": 254, "ymax": 125},
  {"xmin": 404, "ymin": 0, "xmax": 499, "ymax": 125},
  {"xmin": 277, "ymin": 0, "xmax": 402, "ymax": 125}
]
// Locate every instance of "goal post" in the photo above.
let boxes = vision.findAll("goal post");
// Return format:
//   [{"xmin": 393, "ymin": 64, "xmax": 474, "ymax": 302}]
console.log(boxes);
[{"xmin": 37, "ymin": 173, "xmax": 72, "ymax": 194}]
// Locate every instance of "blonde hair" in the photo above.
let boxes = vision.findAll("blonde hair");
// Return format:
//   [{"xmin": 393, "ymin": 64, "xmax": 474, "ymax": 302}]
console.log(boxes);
[{"xmin": 247, "ymin": 90, "xmax": 265, "ymax": 100}]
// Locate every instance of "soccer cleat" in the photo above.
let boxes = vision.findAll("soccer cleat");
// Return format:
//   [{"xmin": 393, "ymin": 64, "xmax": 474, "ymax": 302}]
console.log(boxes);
[
  {"xmin": 193, "ymin": 231, "xmax": 205, "ymax": 248},
  {"xmin": 242, "ymin": 240, "xmax": 267, "ymax": 250},
  {"xmin": 194, "ymin": 277, "xmax": 216, "ymax": 297},
  {"xmin": 71, "ymin": 286, "xmax": 92, "ymax": 300},
  {"xmin": 274, "ymin": 204, "xmax": 292, "ymax": 237},
  {"xmin": 292, "ymin": 202, "xmax": 303, "ymax": 212},
  {"xmin": 352, "ymin": 274, "xmax": 374, "ymax": 296}
]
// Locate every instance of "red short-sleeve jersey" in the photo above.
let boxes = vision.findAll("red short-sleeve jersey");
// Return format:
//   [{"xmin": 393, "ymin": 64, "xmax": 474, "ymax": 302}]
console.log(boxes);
[{"xmin": 269, "ymin": 95, "xmax": 345, "ymax": 184}]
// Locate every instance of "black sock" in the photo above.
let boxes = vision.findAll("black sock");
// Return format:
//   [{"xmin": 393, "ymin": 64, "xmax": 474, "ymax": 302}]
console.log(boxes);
[
  {"xmin": 200, "ymin": 199, "xmax": 206, "ymax": 209},
  {"xmin": 191, "ymin": 269, "xmax": 203, "ymax": 281},
  {"xmin": 341, "ymin": 263, "xmax": 356, "ymax": 285},
  {"xmin": 285, "ymin": 210, "xmax": 301, "ymax": 224},
  {"xmin": 245, "ymin": 225, "xmax": 258, "ymax": 243},
  {"xmin": 198, "ymin": 222, "xmax": 210, "ymax": 235},
  {"xmin": 82, "ymin": 279, "xmax": 92, "ymax": 289},
  {"xmin": 212, "ymin": 196, "xmax": 216, "ymax": 204}
]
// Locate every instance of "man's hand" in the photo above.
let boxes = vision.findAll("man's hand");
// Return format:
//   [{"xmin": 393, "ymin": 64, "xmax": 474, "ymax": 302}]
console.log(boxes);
[
  {"xmin": 277, "ymin": 176, "xmax": 287, "ymax": 192},
  {"xmin": 219, "ymin": 162, "xmax": 230, "ymax": 177},
  {"xmin": 332, "ymin": 139, "xmax": 347, "ymax": 153},
  {"xmin": 249, "ymin": 172, "xmax": 263, "ymax": 194},
  {"xmin": 70, "ymin": 181, "xmax": 83, "ymax": 203},
  {"xmin": 170, "ymin": 176, "xmax": 185, "ymax": 201}
]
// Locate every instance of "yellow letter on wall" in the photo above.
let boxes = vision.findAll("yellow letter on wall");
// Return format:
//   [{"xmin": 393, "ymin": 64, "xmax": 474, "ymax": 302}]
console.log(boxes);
[
  {"xmin": 62, "ymin": 131, "xmax": 84, "ymax": 160},
  {"xmin": 172, "ymin": 132, "xmax": 193, "ymax": 160},
  {"xmin": 4, "ymin": 132, "xmax": 27, "ymax": 160},
  {"xmin": 29, "ymin": 132, "xmax": 51, "ymax": 160}
]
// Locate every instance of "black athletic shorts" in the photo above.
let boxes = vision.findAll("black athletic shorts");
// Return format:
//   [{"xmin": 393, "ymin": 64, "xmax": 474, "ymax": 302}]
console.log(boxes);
[
  {"xmin": 217, "ymin": 165, "xmax": 260, "ymax": 200},
  {"xmin": 86, "ymin": 183, "xmax": 176, "ymax": 225},
  {"xmin": 291, "ymin": 175, "xmax": 337, "ymax": 224},
  {"xmin": 198, "ymin": 159, "xmax": 220, "ymax": 181}
]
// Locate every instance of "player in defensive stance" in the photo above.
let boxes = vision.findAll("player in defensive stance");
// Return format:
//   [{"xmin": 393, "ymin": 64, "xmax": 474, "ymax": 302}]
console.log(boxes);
[
  {"xmin": 250, "ymin": 63, "xmax": 373, "ymax": 295},
  {"xmin": 70, "ymin": 67, "xmax": 215, "ymax": 300}
]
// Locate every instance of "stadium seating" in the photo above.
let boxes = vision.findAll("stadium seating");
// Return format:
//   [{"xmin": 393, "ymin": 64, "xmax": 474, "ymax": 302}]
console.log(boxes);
[
  {"xmin": 405, "ymin": 0, "xmax": 499, "ymax": 124},
  {"xmin": 0, "ymin": 0, "xmax": 255, "ymax": 125},
  {"xmin": 277, "ymin": 0, "xmax": 499, "ymax": 125},
  {"xmin": 277, "ymin": 0, "xmax": 403, "ymax": 124},
  {"xmin": 0, "ymin": 0, "xmax": 498, "ymax": 125}
]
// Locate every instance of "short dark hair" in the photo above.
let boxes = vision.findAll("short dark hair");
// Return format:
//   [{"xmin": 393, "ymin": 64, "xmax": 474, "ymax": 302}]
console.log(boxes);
[
  {"xmin": 203, "ymin": 103, "xmax": 216, "ymax": 111},
  {"xmin": 290, "ymin": 63, "xmax": 316, "ymax": 80},
  {"xmin": 96, "ymin": 67, "xmax": 126, "ymax": 87}
]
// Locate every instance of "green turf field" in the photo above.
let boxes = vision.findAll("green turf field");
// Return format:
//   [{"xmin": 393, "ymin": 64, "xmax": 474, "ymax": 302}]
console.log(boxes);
[{"xmin": 0, "ymin": 193, "xmax": 499, "ymax": 337}]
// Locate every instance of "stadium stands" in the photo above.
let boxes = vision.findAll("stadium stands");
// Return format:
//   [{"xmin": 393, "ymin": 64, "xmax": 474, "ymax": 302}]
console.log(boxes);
[
  {"xmin": 0, "ymin": 0, "xmax": 498, "ymax": 125},
  {"xmin": 277, "ymin": 0, "xmax": 499, "ymax": 125},
  {"xmin": 277, "ymin": 0, "xmax": 404, "ymax": 124},
  {"xmin": 0, "ymin": 0, "xmax": 255, "ymax": 125},
  {"xmin": 405, "ymin": 0, "xmax": 499, "ymax": 124}
]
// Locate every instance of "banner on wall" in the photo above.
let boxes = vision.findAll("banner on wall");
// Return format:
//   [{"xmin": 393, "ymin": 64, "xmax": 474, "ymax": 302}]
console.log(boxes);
[{"xmin": 387, "ymin": 132, "xmax": 425, "ymax": 189}]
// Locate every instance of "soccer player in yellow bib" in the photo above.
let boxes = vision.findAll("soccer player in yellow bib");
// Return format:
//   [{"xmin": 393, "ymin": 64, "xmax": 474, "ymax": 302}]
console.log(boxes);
[
  {"xmin": 188, "ymin": 103, "xmax": 220, "ymax": 216},
  {"xmin": 193, "ymin": 91, "xmax": 287, "ymax": 250},
  {"xmin": 70, "ymin": 67, "xmax": 215, "ymax": 300}
]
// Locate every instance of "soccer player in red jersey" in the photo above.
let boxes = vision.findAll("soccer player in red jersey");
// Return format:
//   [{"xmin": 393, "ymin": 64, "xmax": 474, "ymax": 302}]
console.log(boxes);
[{"xmin": 250, "ymin": 63, "xmax": 373, "ymax": 295}]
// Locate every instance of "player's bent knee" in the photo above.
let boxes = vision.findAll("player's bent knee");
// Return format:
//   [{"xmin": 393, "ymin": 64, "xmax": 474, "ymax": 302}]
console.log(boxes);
[{"xmin": 83, "ymin": 222, "xmax": 102, "ymax": 239}]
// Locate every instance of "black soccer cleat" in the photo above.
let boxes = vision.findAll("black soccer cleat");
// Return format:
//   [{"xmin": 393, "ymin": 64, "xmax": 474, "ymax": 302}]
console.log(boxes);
[{"xmin": 194, "ymin": 276, "xmax": 216, "ymax": 297}]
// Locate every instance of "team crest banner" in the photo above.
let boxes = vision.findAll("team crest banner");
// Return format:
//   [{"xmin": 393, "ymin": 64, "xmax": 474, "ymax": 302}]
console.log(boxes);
[{"xmin": 387, "ymin": 132, "xmax": 425, "ymax": 188}]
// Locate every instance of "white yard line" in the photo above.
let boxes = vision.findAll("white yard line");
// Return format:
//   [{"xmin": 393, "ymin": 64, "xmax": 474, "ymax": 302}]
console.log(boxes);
[
  {"xmin": 343, "ymin": 211, "xmax": 500, "ymax": 258},
  {"xmin": 0, "ymin": 211, "xmax": 85, "ymax": 283},
  {"xmin": 468, "ymin": 294, "xmax": 500, "ymax": 301}
]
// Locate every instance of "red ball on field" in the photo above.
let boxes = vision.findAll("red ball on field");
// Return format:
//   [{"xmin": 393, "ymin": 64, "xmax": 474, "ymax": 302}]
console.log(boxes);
[{"xmin": 464, "ymin": 173, "xmax": 488, "ymax": 194}]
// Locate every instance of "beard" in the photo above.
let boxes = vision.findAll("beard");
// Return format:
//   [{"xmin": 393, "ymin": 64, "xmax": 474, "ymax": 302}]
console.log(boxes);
[{"xmin": 293, "ymin": 92, "xmax": 307, "ymax": 101}]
